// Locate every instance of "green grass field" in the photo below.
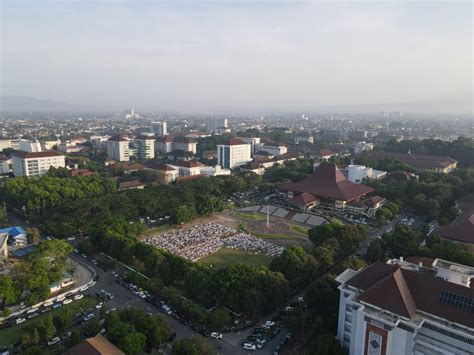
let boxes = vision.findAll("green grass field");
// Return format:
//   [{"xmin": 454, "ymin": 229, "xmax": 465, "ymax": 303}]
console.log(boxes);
[
  {"xmin": 199, "ymin": 248, "xmax": 273, "ymax": 268},
  {"xmin": 289, "ymin": 224, "xmax": 309, "ymax": 236},
  {"xmin": 234, "ymin": 212, "xmax": 267, "ymax": 221},
  {"xmin": 0, "ymin": 296, "xmax": 98, "ymax": 347},
  {"xmin": 140, "ymin": 224, "xmax": 173, "ymax": 237}
]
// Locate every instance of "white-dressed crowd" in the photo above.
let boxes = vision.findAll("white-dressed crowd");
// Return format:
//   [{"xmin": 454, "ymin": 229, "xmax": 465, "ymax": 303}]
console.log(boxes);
[
  {"xmin": 143, "ymin": 222, "xmax": 284, "ymax": 261},
  {"xmin": 223, "ymin": 233, "xmax": 285, "ymax": 257},
  {"xmin": 143, "ymin": 223, "xmax": 233, "ymax": 261}
]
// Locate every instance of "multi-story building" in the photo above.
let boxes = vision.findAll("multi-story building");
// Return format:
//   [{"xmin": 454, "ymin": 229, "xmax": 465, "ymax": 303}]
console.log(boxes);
[
  {"xmin": 335, "ymin": 257, "xmax": 473, "ymax": 355},
  {"xmin": 12, "ymin": 151, "xmax": 66, "ymax": 177},
  {"xmin": 155, "ymin": 136, "xmax": 174, "ymax": 154},
  {"xmin": 217, "ymin": 138, "xmax": 252, "ymax": 169},
  {"xmin": 237, "ymin": 137, "xmax": 261, "ymax": 153},
  {"xmin": 134, "ymin": 135, "xmax": 155, "ymax": 160},
  {"xmin": 0, "ymin": 138, "xmax": 12, "ymax": 151},
  {"xmin": 152, "ymin": 121, "xmax": 167, "ymax": 136},
  {"xmin": 106, "ymin": 135, "xmax": 130, "ymax": 162},
  {"xmin": 294, "ymin": 134, "xmax": 314, "ymax": 144},
  {"xmin": 346, "ymin": 165, "xmax": 386, "ymax": 183},
  {"xmin": 19, "ymin": 139, "xmax": 42, "ymax": 152},
  {"xmin": 173, "ymin": 137, "xmax": 197, "ymax": 154},
  {"xmin": 256, "ymin": 142, "xmax": 288, "ymax": 156},
  {"xmin": 90, "ymin": 135, "xmax": 110, "ymax": 150},
  {"xmin": 207, "ymin": 118, "xmax": 228, "ymax": 133},
  {"xmin": 347, "ymin": 130, "xmax": 368, "ymax": 141},
  {"xmin": 167, "ymin": 160, "xmax": 205, "ymax": 177},
  {"xmin": 0, "ymin": 156, "xmax": 11, "ymax": 174}
]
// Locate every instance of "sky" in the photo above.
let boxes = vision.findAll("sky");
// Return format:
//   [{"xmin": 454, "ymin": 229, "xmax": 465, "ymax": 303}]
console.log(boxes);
[{"xmin": 1, "ymin": 0, "xmax": 472, "ymax": 113}]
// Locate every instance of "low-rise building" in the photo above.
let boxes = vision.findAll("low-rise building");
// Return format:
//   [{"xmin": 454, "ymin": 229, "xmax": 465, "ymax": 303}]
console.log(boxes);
[
  {"xmin": 335, "ymin": 258, "xmax": 473, "ymax": 355},
  {"xmin": 366, "ymin": 151, "xmax": 458, "ymax": 173},
  {"xmin": 65, "ymin": 333, "xmax": 124, "ymax": 355},
  {"xmin": 0, "ymin": 226, "xmax": 28, "ymax": 247},
  {"xmin": 167, "ymin": 160, "xmax": 205, "ymax": 177},
  {"xmin": 346, "ymin": 165, "xmax": 387, "ymax": 183},
  {"xmin": 173, "ymin": 137, "xmax": 197, "ymax": 154},
  {"xmin": 310, "ymin": 149, "xmax": 337, "ymax": 161},
  {"xmin": 12, "ymin": 150, "xmax": 66, "ymax": 177},
  {"xmin": 294, "ymin": 134, "xmax": 314, "ymax": 144},
  {"xmin": 256, "ymin": 142, "xmax": 288, "ymax": 156}
]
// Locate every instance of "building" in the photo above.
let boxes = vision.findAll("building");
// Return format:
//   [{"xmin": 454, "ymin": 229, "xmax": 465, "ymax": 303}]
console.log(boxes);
[
  {"xmin": 90, "ymin": 135, "xmax": 110, "ymax": 150},
  {"xmin": 347, "ymin": 130, "xmax": 368, "ymax": 141},
  {"xmin": 124, "ymin": 108, "xmax": 139, "ymax": 119},
  {"xmin": 42, "ymin": 139, "xmax": 61, "ymax": 150},
  {"xmin": 366, "ymin": 151, "xmax": 458, "ymax": 173},
  {"xmin": 146, "ymin": 163, "xmax": 178, "ymax": 183},
  {"xmin": 0, "ymin": 155, "xmax": 11, "ymax": 174},
  {"xmin": 436, "ymin": 210, "xmax": 474, "ymax": 244},
  {"xmin": 0, "ymin": 226, "xmax": 28, "ymax": 246},
  {"xmin": 117, "ymin": 180, "xmax": 146, "ymax": 191},
  {"xmin": 65, "ymin": 333, "xmax": 124, "ymax": 355},
  {"xmin": 167, "ymin": 160, "xmax": 205, "ymax": 177},
  {"xmin": 19, "ymin": 139, "xmax": 42, "ymax": 152},
  {"xmin": 200, "ymin": 165, "xmax": 231, "ymax": 177},
  {"xmin": 347, "ymin": 165, "xmax": 387, "ymax": 183},
  {"xmin": 214, "ymin": 127, "xmax": 231, "ymax": 135},
  {"xmin": 106, "ymin": 135, "xmax": 130, "ymax": 162},
  {"xmin": 256, "ymin": 142, "xmax": 288, "ymax": 156},
  {"xmin": 294, "ymin": 134, "xmax": 314, "ymax": 144},
  {"xmin": 12, "ymin": 150, "xmax": 66, "ymax": 177},
  {"xmin": 134, "ymin": 135, "xmax": 155, "ymax": 160},
  {"xmin": 310, "ymin": 149, "xmax": 337, "ymax": 161},
  {"xmin": 217, "ymin": 138, "xmax": 252, "ymax": 169},
  {"xmin": 207, "ymin": 118, "xmax": 228, "ymax": 133},
  {"xmin": 173, "ymin": 137, "xmax": 197, "ymax": 154},
  {"xmin": 335, "ymin": 258, "xmax": 473, "ymax": 355},
  {"xmin": 0, "ymin": 138, "xmax": 12, "ymax": 151},
  {"xmin": 279, "ymin": 163, "xmax": 375, "ymax": 212},
  {"xmin": 0, "ymin": 233, "xmax": 8, "ymax": 262},
  {"xmin": 349, "ymin": 141, "xmax": 374, "ymax": 155},
  {"xmin": 237, "ymin": 137, "xmax": 261, "ymax": 153},
  {"xmin": 155, "ymin": 136, "xmax": 174, "ymax": 153},
  {"xmin": 152, "ymin": 121, "xmax": 168, "ymax": 136}
]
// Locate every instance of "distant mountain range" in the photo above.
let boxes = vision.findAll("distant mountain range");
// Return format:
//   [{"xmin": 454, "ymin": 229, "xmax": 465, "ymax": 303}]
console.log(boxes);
[{"xmin": 0, "ymin": 96, "xmax": 77, "ymax": 112}]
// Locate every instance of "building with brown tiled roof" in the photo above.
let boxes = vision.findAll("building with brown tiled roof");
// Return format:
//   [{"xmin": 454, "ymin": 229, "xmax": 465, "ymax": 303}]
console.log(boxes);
[
  {"xmin": 436, "ymin": 210, "xmax": 474, "ymax": 244},
  {"xmin": 279, "ymin": 163, "xmax": 374, "ymax": 211},
  {"xmin": 11, "ymin": 150, "xmax": 65, "ymax": 177},
  {"xmin": 64, "ymin": 333, "xmax": 124, "ymax": 355},
  {"xmin": 335, "ymin": 258, "xmax": 473, "ymax": 355},
  {"xmin": 366, "ymin": 151, "xmax": 458, "ymax": 173},
  {"xmin": 217, "ymin": 139, "xmax": 252, "ymax": 169}
]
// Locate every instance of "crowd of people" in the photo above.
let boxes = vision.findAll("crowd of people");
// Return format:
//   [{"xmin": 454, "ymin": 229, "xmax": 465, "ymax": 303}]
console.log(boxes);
[
  {"xmin": 223, "ymin": 233, "xmax": 285, "ymax": 257},
  {"xmin": 143, "ymin": 223, "xmax": 234, "ymax": 261}
]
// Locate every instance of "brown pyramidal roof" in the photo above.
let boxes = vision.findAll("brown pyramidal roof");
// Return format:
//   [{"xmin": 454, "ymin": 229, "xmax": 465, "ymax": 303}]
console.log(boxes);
[
  {"xmin": 226, "ymin": 138, "xmax": 248, "ymax": 146},
  {"xmin": 279, "ymin": 163, "xmax": 374, "ymax": 202},
  {"xmin": 108, "ymin": 134, "xmax": 128, "ymax": 142}
]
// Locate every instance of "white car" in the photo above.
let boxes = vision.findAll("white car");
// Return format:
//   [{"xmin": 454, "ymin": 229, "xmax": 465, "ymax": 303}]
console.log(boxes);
[
  {"xmin": 16, "ymin": 317, "xmax": 26, "ymax": 324},
  {"xmin": 62, "ymin": 299, "xmax": 72, "ymax": 305},
  {"xmin": 242, "ymin": 343, "xmax": 256, "ymax": 351},
  {"xmin": 264, "ymin": 320, "xmax": 275, "ymax": 327},
  {"xmin": 67, "ymin": 236, "xmax": 76, "ymax": 241},
  {"xmin": 43, "ymin": 301, "xmax": 54, "ymax": 307},
  {"xmin": 83, "ymin": 313, "xmax": 95, "ymax": 322},
  {"xmin": 138, "ymin": 291, "xmax": 147, "ymax": 299},
  {"xmin": 47, "ymin": 337, "xmax": 60, "ymax": 346},
  {"xmin": 96, "ymin": 302, "xmax": 103, "ymax": 309},
  {"xmin": 210, "ymin": 332, "xmax": 223, "ymax": 340},
  {"xmin": 74, "ymin": 294, "xmax": 84, "ymax": 300}
]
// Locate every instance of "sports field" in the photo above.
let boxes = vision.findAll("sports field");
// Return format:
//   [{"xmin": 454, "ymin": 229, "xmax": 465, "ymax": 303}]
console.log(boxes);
[{"xmin": 198, "ymin": 248, "xmax": 273, "ymax": 268}]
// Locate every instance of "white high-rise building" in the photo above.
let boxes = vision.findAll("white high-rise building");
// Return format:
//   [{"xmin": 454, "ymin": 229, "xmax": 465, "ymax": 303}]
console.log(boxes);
[
  {"xmin": 134, "ymin": 135, "xmax": 155, "ymax": 160},
  {"xmin": 106, "ymin": 135, "xmax": 130, "ymax": 162},
  {"xmin": 237, "ymin": 137, "xmax": 261, "ymax": 153},
  {"xmin": 217, "ymin": 138, "xmax": 252, "ymax": 169},
  {"xmin": 11, "ymin": 151, "xmax": 65, "ymax": 177},
  {"xmin": 335, "ymin": 257, "xmax": 473, "ymax": 355},
  {"xmin": 19, "ymin": 139, "xmax": 42, "ymax": 153},
  {"xmin": 207, "ymin": 118, "xmax": 228, "ymax": 133},
  {"xmin": 152, "ymin": 121, "xmax": 168, "ymax": 136}
]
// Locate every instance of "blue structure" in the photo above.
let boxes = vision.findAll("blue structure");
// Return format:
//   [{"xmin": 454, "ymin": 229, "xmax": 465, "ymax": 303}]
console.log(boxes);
[{"xmin": 0, "ymin": 226, "xmax": 28, "ymax": 245}]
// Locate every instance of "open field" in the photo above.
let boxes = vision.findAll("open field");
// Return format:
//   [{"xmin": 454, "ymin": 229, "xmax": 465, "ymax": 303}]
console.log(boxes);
[
  {"xmin": 0, "ymin": 296, "xmax": 98, "ymax": 347},
  {"xmin": 289, "ymin": 223, "xmax": 309, "ymax": 236},
  {"xmin": 198, "ymin": 248, "xmax": 273, "ymax": 268},
  {"xmin": 140, "ymin": 224, "xmax": 173, "ymax": 238},
  {"xmin": 234, "ymin": 211, "xmax": 267, "ymax": 221}
]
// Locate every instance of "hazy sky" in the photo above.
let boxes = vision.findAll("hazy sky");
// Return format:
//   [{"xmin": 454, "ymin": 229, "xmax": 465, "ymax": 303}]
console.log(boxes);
[{"xmin": 1, "ymin": 0, "xmax": 472, "ymax": 113}]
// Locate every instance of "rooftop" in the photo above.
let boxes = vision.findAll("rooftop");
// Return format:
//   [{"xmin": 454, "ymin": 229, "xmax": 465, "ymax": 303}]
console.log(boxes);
[
  {"xmin": 65, "ymin": 334, "xmax": 124, "ymax": 355},
  {"xmin": 366, "ymin": 151, "xmax": 458, "ymax": 168},
  {"xmin": 11, "ymin": 150, "xmax": 64, "ymax": 159},
  {"xmin": 437, "ymin": 210, "xmax": 474, "ymax": 244}
]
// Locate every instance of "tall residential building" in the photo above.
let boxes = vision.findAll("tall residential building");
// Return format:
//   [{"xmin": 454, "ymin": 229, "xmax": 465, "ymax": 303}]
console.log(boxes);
[
  {"xmin": 237, "ymin": 137, "xmax": 261, "ymax": 153},
  {"xmin": 207, "ymin": 118, "xmax": 228, "ymax": 133},
  {"xmin": 217, "ymin": 138, "xmax": 252, "ymax": 169},
  {"xmin": 11, "ymin": 151, "xmax": 66, "ymax": 177},
  {"xmin": 335, "ymin": 257, "xmax": 473, "ymax": 355},
  {"xmin": 19, "ymin": 139, "xmax": 42, "ymax": 152},
  {"xmin": 106, "ymin": 135, "xmax": 130, "ymax": 162},
  {"xmin": 173, "ymin": 137, "xmax": 197, "ymax": 154},
  {"xmin": 152, "ymin": 121, "xmax": 168, "ymax": 136},
  {"xmin": 134, "ymin": 135, "xmax": 155, "ymax": 160}
]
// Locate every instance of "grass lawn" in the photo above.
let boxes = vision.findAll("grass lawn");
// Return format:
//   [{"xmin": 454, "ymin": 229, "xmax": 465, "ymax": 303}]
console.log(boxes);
[
  {"xmin": 0, "ymin": 296, "xmax": 98, "ymax": 347},
  {"xmin": 198, "ymin": 248, "xmax": 273, "ymax": 268},
  {"xmin": 289, "ymin": 224, "xmax": 309, "ymax": 236},
  {"xmin": 234, "ymin": 212, "xmax": 267, "ymax": 221},
  {"xmin": 140, "ymin": 224, "xmax": 173, "ymax": 238}
]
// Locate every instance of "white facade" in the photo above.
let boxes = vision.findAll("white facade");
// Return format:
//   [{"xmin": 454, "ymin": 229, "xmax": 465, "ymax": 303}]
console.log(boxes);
[
  {"xmin": 152, "ymin": 121, "xmax": 168, "ymax": 136},
  {"xmin": 0, "ymin": 157, "xmax": 11, "ymax": 174},
  {"xmin": 237, "ymin": 137, "xmax": 261, "ymax": 153},
  {"xmin": 106, "ymin": 138, "xmax": 130, "ymax": 162},
  {"xmin": 217, "ymin": 141, "xmax": 252, "ymax": 169},
  {"xmin": 335, "ymin": 258, "xmax": 474, "ymax": 355},
  {"xmin": 347, "ymin": 165, "xmax": 386, "ymax": 183},
  {"xmin": 90, "ymin": 135, "xmax": 110, "ymax": 150},
  {"xmin": 256, "ymin": 143, "xmax": 288, "ymax": 156},
  {"xmin": 19, "ymin": 139, "xmax": 42, "ymax": 153},
  {"xmin": 12, "ymin": 151, "xmax": 66, "ymax": 177},
  {"xmin": 0, "ymin": 139, "xmax": 12, "ymax": 151},
  {"xmin": 174, "ymin": 140, "xmax": 197, "ymax": 154},
  {"xmin": 134, "ymin": 137, "xmax": 155, "ymax": 160},
  {"xmin": 200, "ymin": 165, "xmax": 231, "ymax": 177},
  {"xmin": 294, "ymin": 135, "xmax": 314, "ymax": 144}
]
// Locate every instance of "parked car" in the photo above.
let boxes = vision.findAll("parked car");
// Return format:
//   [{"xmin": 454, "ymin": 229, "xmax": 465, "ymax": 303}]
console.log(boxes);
[
  {"xmin": 62, "ymin": 299, "xmax": 72, "ymax": 305},
  {"xmin": 15, "ymin": 318, "xmax": 26, "ymax": 324},
  {"xmin": 47, "ymin": 337, "xmax": 60, "ymax": 346},
  {"xmin": 210, "ymin": 332, "xmax": 223, "ymax": 340},
  {"xmin": 74, "ymin": 294, "xmax": 84, "ymax": 300},
  {"xmin": 83, "ymin": 313, "xmax": 95, "ymax": 322},
  {"xmin": 242, "ymin": 343, "xmax": 256, "ymax": 351},
  {"xmin": 95, "ymin": 302, "xmax": 103, "ymax": 309}
]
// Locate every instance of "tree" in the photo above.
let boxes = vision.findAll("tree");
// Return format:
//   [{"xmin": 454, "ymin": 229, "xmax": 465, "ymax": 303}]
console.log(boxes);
[
  {"xmin": 119, "ymin": 332, "xmax": 147, "ymax": 355},
  {"xmin": 23, "ymin": 346, "xmax": 42, "ymax": 355},
  {"xmin": 26, "ymin": 227, "xmax": 41, "ymax": 245},
  {"xmin": 38, "ymin": 313, "xmax": 56, "ymax": 341},
  {"xmin": 53, "ymin": 306, "xmax": 72, "ymax": 333},
  {"xmin": 0, "ymin": 275, "xmax": 17, "ymax": 308},
  {"xmin": 174, "ymin": 205, "xmax": 197, "ymax": 224},
  {"xmin": 68, "ymin": 329, "xmax": 81, "ymax": 347},
  {"xmin": 208, "ymin": 308, "xmax": 231, "ymax": 330},
  {"xmin": 83, "ymin": 319, "xmax": 102, "ymax": 337},
  {"xmin": 305, "ymin": 277, "xmax": 339, "ymax": 318},
  {"xmin": 366, "ymin": 239, "xmax": 385, "ymax": 263},
  {"xmin": 172, "ymin": 336, "xmax": 213, "ymax": 355}
]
